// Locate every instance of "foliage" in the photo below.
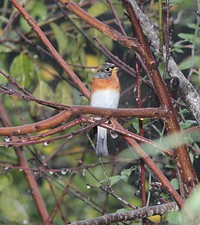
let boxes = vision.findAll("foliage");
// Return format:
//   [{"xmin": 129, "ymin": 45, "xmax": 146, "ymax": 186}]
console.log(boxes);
[{"xmin": 0, "ymin": 0, "xmax": 200, "ymax": 224}]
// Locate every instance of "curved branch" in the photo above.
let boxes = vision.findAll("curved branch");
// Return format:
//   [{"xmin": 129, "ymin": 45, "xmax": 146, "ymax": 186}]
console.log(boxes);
[
  {"xmin": 0, "ymin": 106, "xmax": 166, "ymax": 136},
  {"xmin": 0, "ymin": 110, "xmax": 72, "ymax": 136}
]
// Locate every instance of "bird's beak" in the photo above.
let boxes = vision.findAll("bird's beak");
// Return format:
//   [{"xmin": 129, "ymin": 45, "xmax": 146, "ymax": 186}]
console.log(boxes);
[{"xmin": 113, "ymin": 66, "xmax": 119, "ymax": 72}]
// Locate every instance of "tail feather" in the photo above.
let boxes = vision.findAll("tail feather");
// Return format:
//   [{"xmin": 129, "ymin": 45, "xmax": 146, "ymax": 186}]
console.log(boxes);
[{"xmin": 96, "ymin": 126, "xmax": 108, "ymax": 156}]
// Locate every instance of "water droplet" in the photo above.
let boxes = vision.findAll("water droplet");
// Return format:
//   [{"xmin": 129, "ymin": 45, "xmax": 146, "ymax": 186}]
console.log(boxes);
[
  {"xmin": 61, "ymin": 168, "xmax": 68, "ymax": 175},
  {"xmin": 110, "ymin": 130, "xmax": 118, "ymax": 139},
  {"xmin": 86, "ymin": 184, "xmax": 91, "ymax": 189},
  {"xmin": 67, "ymin": 134, "xmax": 73, "ymax": 139},
  {"xmin": 139, "ymin": 118, "xmax": 144, "ymax": 121},
  {"xmin": 19, "ymin": 168, "xmax": 23, "ymax": 172},
  {"xmin": 41, "ymin": 155, "xmax": 46, "ymax": 160},
  {"xmin": 33, "ymin": 54, "xmax": 38, "ymax": 59},
  {"xmin": 135, "ymin": 98, "xmax": 138, "ymax": 101},
  {"xmin": 17, "ymin": 129, "xmax": 21, "ymax": 134},
  {"xmin": 82, "ymin": 169, "xmax": 86, "ymax": 176},
  {"xmin": 5, "ymin": 136, "xmax": 10, "ymax": 142},
  {"xmin": 4, "ymin": 166, "xmax": 9, "ymax": 171},
  {"xmin": 23, "ymin": 219, "xmax": 28, "ymax": 224},
  {"xmin": 43, "ymin": 141, "xmax": 49, "ymax": 146},
  {"xmin": 6, "ymin": 144, "xmax": 13, "ymax": 148},
  {"xmin": 49, "ymin": 170, "xmax": 54, "ymax": 175}
]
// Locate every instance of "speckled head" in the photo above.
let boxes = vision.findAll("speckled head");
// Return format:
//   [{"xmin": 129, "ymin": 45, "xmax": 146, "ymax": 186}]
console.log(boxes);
[{"xmin": 94, "ymin": 62, "xmax": 118, "ymax": 79}]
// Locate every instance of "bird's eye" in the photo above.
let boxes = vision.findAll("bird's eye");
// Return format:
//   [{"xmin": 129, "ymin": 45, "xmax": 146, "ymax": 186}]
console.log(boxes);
[{"xmin": 105, "ymin": 67, "xmax": 112, "ymax": 72}]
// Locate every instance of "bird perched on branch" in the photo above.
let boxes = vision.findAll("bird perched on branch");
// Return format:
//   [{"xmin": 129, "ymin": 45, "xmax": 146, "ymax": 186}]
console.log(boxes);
[{"xmin": 90, "ymin": 62, "xmax": 120, "ymax": 156}]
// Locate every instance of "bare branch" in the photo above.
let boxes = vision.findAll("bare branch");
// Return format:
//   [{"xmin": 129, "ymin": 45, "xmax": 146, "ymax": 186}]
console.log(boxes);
[
  {"xmin": 70, "ymin": 202, "xmax": 177, "ymax": 225},
  {"xmin": 10, "ymin": 0, "xmax": 90, "ymax": 99},
  {"xmin": 128, "ymin": 0, "xmax": 200, "ymax": 124},
  {"xmin": 0, "ymin": 100, "xmax": 50, "ymax": 225},
  {"xmin": 0, "ymin": 106, "xmax": 166, "ymax": 136}
]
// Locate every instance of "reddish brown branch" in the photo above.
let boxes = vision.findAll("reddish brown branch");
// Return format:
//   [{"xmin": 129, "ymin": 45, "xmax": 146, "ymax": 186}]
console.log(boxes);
[
  {"xmin": 0, "ymin": 100, "xmax": 50, "ymax": 224},
  {"xmin": 122, "ymin": 0, "xmax": 198, "ymax": 193},
  {"xmin": 8, "ymin": 0, "xmax": 198, "ymax": 209},
  {"xmin": 58, "ymin": 0, "xmax": 138, "ymax": 49},
  {"xmin": 0, "ymin": 106, "xmax": 166, "ymax": 136},
  {"xmin": 10, "ymin": 0, "xmax": 90, "ymax": 99},
  {"xmin": 135, "ymin": 59, "xmax": 146, "ymax": 207},
  {"xmin": 114, "ymin": 121, "xmax": 184, "ymax": 208},
  {"xmin": 0, "ymin": 110, "xmax": 72, "ymax": 136},
  {"xmin": 0, "ymin": 114, "xmax": 173, "ymax": 157}
]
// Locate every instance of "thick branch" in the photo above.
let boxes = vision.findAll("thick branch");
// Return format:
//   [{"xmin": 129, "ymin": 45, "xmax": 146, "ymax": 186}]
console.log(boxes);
[
  {"xmin": 0, "ymin": 107, "xmax": 166, "ymax": 136},
  {"xmin": 123, "ymin": 0, "xmax": 198, "ymax": 193},
  {"xmin": 0, "ymin": 110, "xmax": 72, "ymax": 136},
  {"xmin": 128, "ymin": 0, "xmax": 200, "ymax": 124},
  {"xmin": 58, "ymin": 0, "xmax": 138, "ymax": 49},
  {"xmin": 70, "ymin": 202, "xmax": 177, "ymax": 225}
]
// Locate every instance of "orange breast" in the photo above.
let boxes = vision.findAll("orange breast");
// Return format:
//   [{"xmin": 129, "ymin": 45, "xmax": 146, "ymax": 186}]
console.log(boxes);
[{"xmin": 91, "ymin": 71, "xmax": 120, "ymax": 93}]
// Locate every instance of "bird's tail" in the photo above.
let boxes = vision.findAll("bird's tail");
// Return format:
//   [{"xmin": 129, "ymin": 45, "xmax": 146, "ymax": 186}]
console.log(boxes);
[{"xmin": 96, "ymin": 126, "xmax": 108, "ymax": 156}]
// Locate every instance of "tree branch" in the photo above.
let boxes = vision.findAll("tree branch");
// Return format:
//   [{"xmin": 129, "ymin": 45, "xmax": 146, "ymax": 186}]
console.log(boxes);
[
  {"xmin": 58, "ymin": 0, "xmax": 138, "ymax": 49},
  {"xmin": 10, "ymin": 0, "xmax": 90, "ymax": 99},
  {"xmin": 0, "ymin": 100, "xmax": 50, "ymax": 225},
  {"xmin": 70, "ymin": 202, "xmax": 177, "ymax": 225},
  {"xmin": 128, "ymin": 0, "xmax": 200, "ymax": 124},
  {"xmin": 0, "ymin": 106, "xmax": 166, "ymax": 136},
  {"xmin": 122, "ymin": 0, "xmax": 198, "ymax": 194}
]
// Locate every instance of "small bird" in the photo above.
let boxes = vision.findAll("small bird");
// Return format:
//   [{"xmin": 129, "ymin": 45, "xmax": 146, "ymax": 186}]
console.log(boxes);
[{"xmin": 90, "ymin": 62, "xmax": 120, "ymax": 156}]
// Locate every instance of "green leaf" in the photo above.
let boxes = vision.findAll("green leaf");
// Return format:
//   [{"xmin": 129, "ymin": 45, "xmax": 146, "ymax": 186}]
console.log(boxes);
[
  {"xmin": 179, "ymin": 120, "xmax": 197, "ymax": 129},
  {"xmin": 182, "ymin": 184, "xmax": 200, "ymax": 223},
  {"xmin": 132, "ymin": 119, "xmax": 140, "ymax": 134},
  {"xmin": 109, "ymin": 175, "xmax": 122, "ymax": 186},
  {"xmin": 88, "ymin": 2, "xmax": 108, "ymax": 17},
  {"xmin": 109, "ymin": 167, "xmax": 135, "ymax": 186},
  {"xmin": 54, "ymin": 81, "xmax": 73, "ymax": 105},
  {"xmin": 166, "ymin": 211, "xmax": 182, "ymax": 225},
  {"xmin": 120, "ymin": 167, "xmax": 135, "ymax": 181},
  {"xmin": 187, "ymin": 23, "xmax": 199, "ymax": 29},
  {"xmin": 116, "ymin": 208, "xmax": 130, "ymax": 213},
  {"xmin": 29, "ymin": 80, "xmax": 54, "ymax": 119},
  {"xmin": 0, "ymin": 44, "xmax": 13, "ymax": 53},
  {"xmin": 0, "ymin": 176, "xmax": 28, "ymax": 223},
  {"xmin": 29, "ymin": 1, "xmax": 48, "ymax": 21},
  {"xmin": 178, "ymin": 33, "xmax": 200, "ymax": 44},
  {"xmin": 10, "ymin": 53, "xmax": 37, "ymax": 89},
  {"xmin": 50, "ymin": 22, "xmax": 68, "ymax": 56},
  {"xmin": 92, "ymin": 29, "xmax": 113, "ymax": 50},
  {"xmin": 179, "ymin": 56, "xmax": 200, "ymax": 70},
  {"xmin": 170, "ymin": 178, "xmax": 179, "ymax": 190},
  {"xmin": 20, "ymin": 1, "xmax": 48, "ymax": 32}
]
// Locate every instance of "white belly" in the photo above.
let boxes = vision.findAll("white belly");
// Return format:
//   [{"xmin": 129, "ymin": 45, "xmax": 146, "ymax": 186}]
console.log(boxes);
[{"xmin": 91, "ymin": 89, "xmax": 120, "ymax": 108}]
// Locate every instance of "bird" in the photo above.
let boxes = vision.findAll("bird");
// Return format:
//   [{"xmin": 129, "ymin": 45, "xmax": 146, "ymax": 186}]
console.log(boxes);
[{"xmin": 90, "ymin": 62, "xmax": 120, "ymax": 156}]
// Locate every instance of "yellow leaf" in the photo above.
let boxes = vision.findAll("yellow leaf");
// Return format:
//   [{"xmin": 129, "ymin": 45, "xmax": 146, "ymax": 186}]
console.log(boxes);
[
  {"xmin": 85, "ymin": 54, "xmax": 99, "ymax": 67},
  {"xmin": 148, "ymin": 215, "xmax": 161, "ymax": 223}
]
